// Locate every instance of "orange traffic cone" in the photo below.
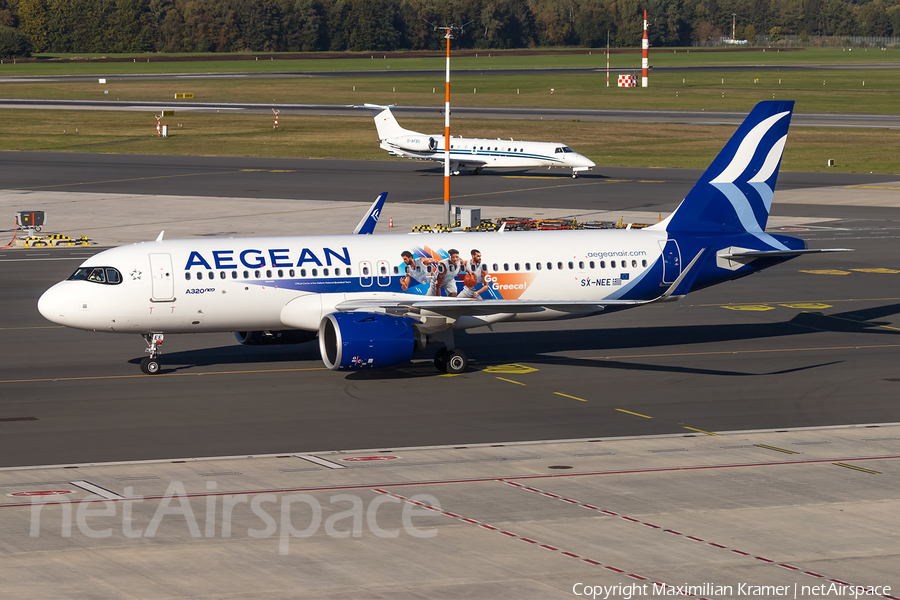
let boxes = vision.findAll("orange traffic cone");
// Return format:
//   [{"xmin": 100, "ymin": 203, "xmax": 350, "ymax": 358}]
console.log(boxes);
[{"xmin": 389, "ymin": 218, "xmax": 393, "ymax": 228}]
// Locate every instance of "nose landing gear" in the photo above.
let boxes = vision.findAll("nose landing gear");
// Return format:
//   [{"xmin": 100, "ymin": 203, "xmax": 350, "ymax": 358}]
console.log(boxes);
[{"xmin": 140, "ymin": 333, "xmax": 164, "ymax": 374}]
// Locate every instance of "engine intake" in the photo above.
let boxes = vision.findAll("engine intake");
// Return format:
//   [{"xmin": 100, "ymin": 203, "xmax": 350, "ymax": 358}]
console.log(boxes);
[
  {"xmin": 319, "ymin": 312, "xmax": 425, "ymax": 370},
  {"xmin": 393, "ymin": 136, "xmax": 437, "ymax": 152},
  {"xmin": 234, "ymin": 330, "xmax": 318, "ymax": 345}
]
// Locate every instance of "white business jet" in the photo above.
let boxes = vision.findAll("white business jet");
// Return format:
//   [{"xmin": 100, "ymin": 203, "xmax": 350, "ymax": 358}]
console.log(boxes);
[
  {"xmin": 362, "ymin": 104, "xmax": 596, "ymax": 178},
  {"xmin": 38, "ymin": 102, "xmax": 848, "ymax": 375}
]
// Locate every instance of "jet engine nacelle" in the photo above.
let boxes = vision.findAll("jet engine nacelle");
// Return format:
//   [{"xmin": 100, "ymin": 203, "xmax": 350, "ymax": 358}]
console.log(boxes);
[
  {"xmin": 318, "ymin": 312, "xmax": 425, "ymax": 370},
  {"xmin": 234, "ymin": 330, "xmax": 318, "ymax": 345},
  {"xmin": 393, "ymin": 136, "xmax": 437, "ymax": 152}
]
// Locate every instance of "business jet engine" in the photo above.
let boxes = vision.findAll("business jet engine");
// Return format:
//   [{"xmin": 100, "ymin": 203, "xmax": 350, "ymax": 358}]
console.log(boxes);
[
  {"xmin": 234, "ymin": 330, "xmax": 318, "ymax": 345},
  {"xmin": 392, "ymin": 136, "xmax": 437, "ymax": 152},
  {"xmin": 318, "ymin": 312, "xmax": 426, "ymax": 370}
]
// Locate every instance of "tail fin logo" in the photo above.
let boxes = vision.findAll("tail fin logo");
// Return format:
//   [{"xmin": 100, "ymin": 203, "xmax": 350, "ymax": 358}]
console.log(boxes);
[
  {"xmin": 709, "ymin": 111, "xmax": 789, "ymax": 233},
  {"xmin": 663, "ymin": 101, "xmax": 794, "ymax": 235}
]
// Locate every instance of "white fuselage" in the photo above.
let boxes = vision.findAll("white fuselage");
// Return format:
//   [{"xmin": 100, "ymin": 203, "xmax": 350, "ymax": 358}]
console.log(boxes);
[
  {"xmin": 381, "ymin": 134, "xmax": 596, "ymax": 173},
  {"xmin": 38, "ymin": 229, "xmax": 669, "ymax": 336}
]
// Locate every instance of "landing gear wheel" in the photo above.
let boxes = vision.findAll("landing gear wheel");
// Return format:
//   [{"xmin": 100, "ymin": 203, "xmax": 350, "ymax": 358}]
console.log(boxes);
[
  {"xmin": 140, "ymin": 357, "xmax": 160, "ymax": 375},
  {"xmin": 572, "ymin": 172, "xmax": 578, "ymax": 179},
  {"xmin": 444, "ymin": 350, "xmax": 468, "ymax": 374},
  {"xmin": 434, "ymin": 348, "xmax": 449, "ymax": 373}
]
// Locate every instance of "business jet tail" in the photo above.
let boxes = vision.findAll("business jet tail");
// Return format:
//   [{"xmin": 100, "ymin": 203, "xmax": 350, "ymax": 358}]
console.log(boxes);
[{"xmin": 359, "ymin": 104, "xmax": 419, "ymax": 140}]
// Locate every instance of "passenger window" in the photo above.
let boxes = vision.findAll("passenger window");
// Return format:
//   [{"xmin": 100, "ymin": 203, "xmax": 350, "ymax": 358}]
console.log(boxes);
[
  {"xmin": 547, "ymin": 262, "xmax": 552, "ymax": 270},
  {"xmin": 600, "ymin": 261, "xmax": 605, "ymax": 269},
  {"xmin": 642, "ymin": 260, "xmax": 647, "ymax": 267},
  {"xmin": 300, "ymin": 269, "xmax": 306, "ymax": 277},
  {"xmin": 289, "ymin": 269, "xmax": 295, "ymax": 277},
  {"xmin": 579, "ymin": 261, "xmax": 584, "ymax": 269},
  {"xmin": 264, "ymin": 270, "xmax": 270, "ymax": 278},
  {"xmin": 254, "ymin": 270, "xmax": 260, "ymax": 278},
  {"xmin": 380, "ymin": 266, "xmax": 386, "ymax": 275},
  {"xmin": 312, "ymin": 268, "xmax": 318, "ymax": 276},
  {"xmin": 503, "ymin": 263, "xmax": 509, "ymax": 272},
  {"xmin": 514, "ymin": 263, "xmax": 519, "ymax": 271},
  {"xmin": 231, "ymin": 271, "xmax": 237, "ymax": 279},
  {"xmin": 393, "ymin": 266, "xmax": 399, "ymax": 275},
  {"xmin": 335, "ymin": 268, "xmax": 341, "ymax": 276},
  {"xmin": 632, "ymin": 260, "xmax": 637, "ymax": 268},
  {"xmin": 220, "ymin": 271, "xmax": 226, "ymax": 279},
  {"xmin": 197, "ymin": 272, "xmax": 203, "ymax": 280},
  {"xmin": 536, "ymin": 262, "xmax": 542, "ymax": 270},
  {"xmin": 492, "ymin": 263, "xmax": 498, "ymax": 271},
  {"xmin": 557, "ymin": 262, "xmax": 563, "ymax": 270},
  {"xmin": 525, "ymin": 262, "xmax": 530, "ymax": 270},
  {"xmin": 277, "ymin": 269, "xmax": 283, "ymax": 277},
  {"xmin": 363, "ymin": 267, "xmax": 369, "ymax": 275},
  {"xmin": 207, "ymin": 272, "xmax": 213, "ymax": 280},
  {"xmin": 568, "ymin": 262, "xmax": 573, "ymax": 269},
  {"xmin": 590, "ymin": 261, "xmax": 595, "ymax": 269},
  {"xmin": 324, "ymin": 268, "xmax": 329, "ymax": 276},
  {"xmin": 185, "ymin": 272, "xmax": 191, "ymax": 281},
  {"xmin": 346, "ymin": 268, "xmax": 352, "ymax": 276}
]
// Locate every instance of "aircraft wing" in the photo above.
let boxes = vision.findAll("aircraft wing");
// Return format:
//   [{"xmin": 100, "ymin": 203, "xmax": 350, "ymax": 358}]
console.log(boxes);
[
  {"xmin": 333, "ymin": 297, "xmax": 645, "ymax": 317},
  {"xmin": 335, "ymin": 249, "xmax": 708, "ymax": 319}
]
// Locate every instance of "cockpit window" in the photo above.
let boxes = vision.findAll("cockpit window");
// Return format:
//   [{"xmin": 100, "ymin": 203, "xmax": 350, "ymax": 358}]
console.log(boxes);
[{"xmin": 68, "ymin": 267, "xmax": 122, "ymax": 285}]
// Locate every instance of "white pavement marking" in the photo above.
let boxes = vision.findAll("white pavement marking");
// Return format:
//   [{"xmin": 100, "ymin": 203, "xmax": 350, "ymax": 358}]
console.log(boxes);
[
  {"xmin": 69, "ymin": 480, "xmax": 125, "ymax": 500},
  {"xmin": 296, "ymin": 455, "xmax": 346, "ymax": 469}
]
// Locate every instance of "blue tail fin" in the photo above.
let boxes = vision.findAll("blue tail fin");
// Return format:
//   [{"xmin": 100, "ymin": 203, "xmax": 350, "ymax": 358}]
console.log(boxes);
[{"xmin": 663, "ymin": 101, "xmax": 794, "ymax": 233}]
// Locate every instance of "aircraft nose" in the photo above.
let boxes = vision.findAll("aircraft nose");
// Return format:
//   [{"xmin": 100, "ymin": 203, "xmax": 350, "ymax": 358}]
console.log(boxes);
[
  {"xmin": 38, "ymin": 283, "xmax": 68, "ymax": 325},
  {"xmin": 577, "ymin": 154, "xmax": 596, "ymax": 168}
]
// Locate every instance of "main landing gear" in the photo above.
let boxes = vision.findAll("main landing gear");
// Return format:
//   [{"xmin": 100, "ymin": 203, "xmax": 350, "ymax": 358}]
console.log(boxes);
[
  {"xmin": 433, "ymin": 347, "xmax": 468, "ymax": 375},
  {"xmin": 140, "ymin": 333, "xmax": 164, "ymax": 374}
]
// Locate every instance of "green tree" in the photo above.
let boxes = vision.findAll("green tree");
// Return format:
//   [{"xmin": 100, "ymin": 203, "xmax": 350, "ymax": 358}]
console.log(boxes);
[
  {"xmin": 17, "ymin": 0, "xmax": 49, "ymax": 51},
  {"xmin": 769, "ymin": 24, "xmax": 782, "ymax": 41},
  {"xmin": 0, "ymin": 24, "xmax": 32, "ymax": 55},
  {"xmin": 744, "ymin": 22, "xmax": 756, "ymax": 41}
]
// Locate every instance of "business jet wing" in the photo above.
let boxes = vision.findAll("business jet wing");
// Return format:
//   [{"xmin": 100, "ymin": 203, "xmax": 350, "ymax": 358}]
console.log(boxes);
[{"xmin": 352, "ymin": 192, "xmax": 388, "ymax": 235}]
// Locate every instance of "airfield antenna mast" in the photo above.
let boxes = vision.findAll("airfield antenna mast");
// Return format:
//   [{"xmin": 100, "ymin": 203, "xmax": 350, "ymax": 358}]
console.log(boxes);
[
  {"xmin": 641, "ymin": 10, "xmax": 649, "ymax": 88},
  {"xmin": 433, "ymin": 23, "xmax": 469, "ymax": 226},
  {"xmin": 606, "ymin": 30, "xmax": 610, "ymax": 87},
  {"xmin": 732, "ymin": 13, "xmax": 737, "ymax": 40}
]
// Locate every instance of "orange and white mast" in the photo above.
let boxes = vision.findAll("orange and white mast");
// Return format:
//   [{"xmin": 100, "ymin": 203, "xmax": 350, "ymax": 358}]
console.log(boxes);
[{"xmin": 642, "ymin": 10, "xmax": 649, "ymax": 88}]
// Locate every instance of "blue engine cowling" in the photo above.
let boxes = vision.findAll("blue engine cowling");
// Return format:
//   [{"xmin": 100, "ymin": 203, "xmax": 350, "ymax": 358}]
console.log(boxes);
[{"xmin": 318, "ymin": 312, "xmax": 425, "ymax": 370}]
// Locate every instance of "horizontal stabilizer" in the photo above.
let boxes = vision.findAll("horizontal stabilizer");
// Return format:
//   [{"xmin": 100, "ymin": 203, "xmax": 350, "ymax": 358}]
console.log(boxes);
[{"xmin": 720, "ymin": 248, "xmax": 853, "ymax": 259}]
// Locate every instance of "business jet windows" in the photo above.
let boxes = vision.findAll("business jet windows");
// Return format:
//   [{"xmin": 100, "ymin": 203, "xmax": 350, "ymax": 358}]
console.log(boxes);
[{"xmin": 69, "ymin": 267, "xmax": 122, "ymax": 285}]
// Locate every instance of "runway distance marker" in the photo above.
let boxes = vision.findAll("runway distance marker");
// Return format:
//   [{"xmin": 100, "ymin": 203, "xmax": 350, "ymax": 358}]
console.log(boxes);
[
  {"xmin": 554, "ymin": 392, "xmax": 587, "ymax": 402},
  {"xmin": 483, "ymin": 364, "xmax": 538, "ymax": 374},
  {"xmin": 753, "ymin": 444, "xmax": 799, "ymax": 455},
  {"xmin": 722, "ymin": 304, "xmax": 775, "ymax": 311},
  {"xmin": 833, "ymin": 462, "xmax": 881, "ymax": 474},
  {"xmin": 616, "ymin": 408, "xmax": 652, "ymax": 419},
  {"xmin": 779, "ymin": 303, "xmax": 833, "ymax": 309},
  {"xmin": 495, "ymin": 377, "xmax": 527, "ymax": 386},
  {"xmin": 683, "ymin": 427, "xmax": 719, "ymax": 436}
]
